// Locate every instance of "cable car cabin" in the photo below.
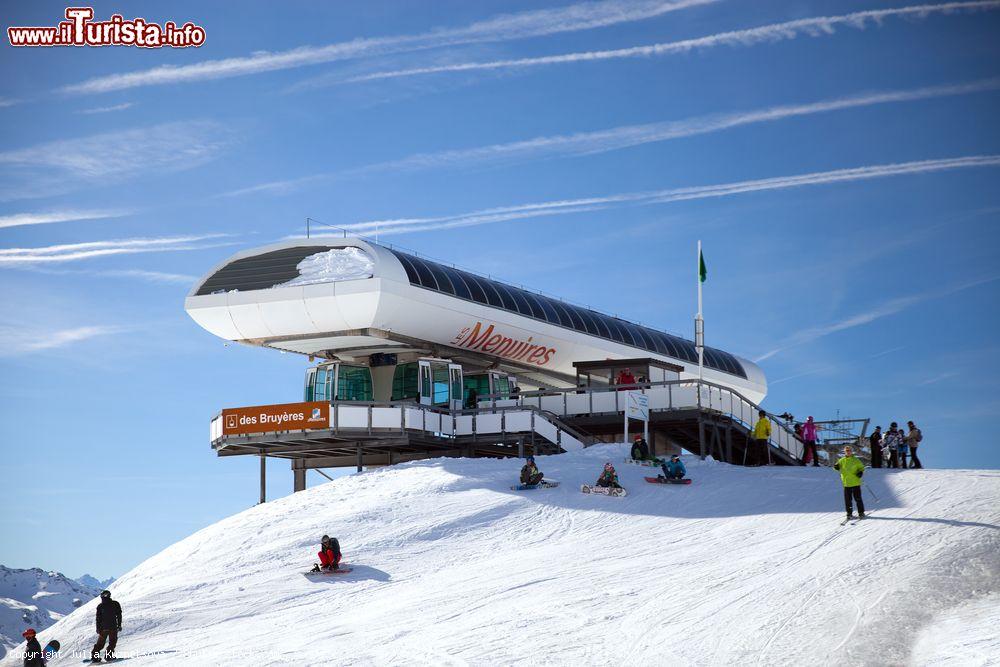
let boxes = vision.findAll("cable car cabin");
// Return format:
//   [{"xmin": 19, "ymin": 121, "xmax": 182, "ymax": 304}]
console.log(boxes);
[
  {"xmin": 464, "ymin": 370, "xmax": 519, "ymax": 409},
  {"xmin": 304, "ymin": 358, "xmax": 466, "ymax": 410},
  {"xmin": 304, "ymin": 362, "xmax": 374, "ymax": 402}
]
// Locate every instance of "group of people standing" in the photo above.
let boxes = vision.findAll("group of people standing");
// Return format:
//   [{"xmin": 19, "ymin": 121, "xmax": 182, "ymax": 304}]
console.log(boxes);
[{"xmin": 868, "ymin": 421, "xmax": 923, "ymax": 469}]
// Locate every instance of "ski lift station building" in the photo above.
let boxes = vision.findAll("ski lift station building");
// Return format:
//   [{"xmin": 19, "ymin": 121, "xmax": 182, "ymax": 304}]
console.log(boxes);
[{"xmin": 186, "ymin": 238, "xmax": 807, "ymax": 497}]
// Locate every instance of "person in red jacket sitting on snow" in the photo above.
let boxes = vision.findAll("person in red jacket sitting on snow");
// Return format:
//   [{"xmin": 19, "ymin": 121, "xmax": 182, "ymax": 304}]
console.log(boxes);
[{"xmin": 316, "ymin": 535, "xmax": 342, "ymax": 571}]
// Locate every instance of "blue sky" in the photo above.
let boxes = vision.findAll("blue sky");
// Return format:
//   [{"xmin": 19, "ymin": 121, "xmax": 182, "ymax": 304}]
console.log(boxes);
[{"xmin": 1, "ymin": 0, "xmax": 998, "ymax": 579}]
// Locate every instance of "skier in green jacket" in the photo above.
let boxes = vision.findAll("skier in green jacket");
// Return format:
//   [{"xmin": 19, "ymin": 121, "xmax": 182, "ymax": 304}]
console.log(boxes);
[{"xmin": 834, "ymin": 445, "xmax": 866, "ymax": 521}]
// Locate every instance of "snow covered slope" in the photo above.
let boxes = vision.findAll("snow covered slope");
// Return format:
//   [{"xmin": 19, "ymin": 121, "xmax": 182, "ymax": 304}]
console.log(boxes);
[
  {"xmin": 3, "ymin": 445, "xmax": 997, "ymax": 666},
  {"xmin": 0, "ymin": 567, "xmax": 98, "ymax": 658}
]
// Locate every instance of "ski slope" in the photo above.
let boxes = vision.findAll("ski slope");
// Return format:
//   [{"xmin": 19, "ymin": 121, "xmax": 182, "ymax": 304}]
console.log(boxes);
[{"xmin": 3, "ymin": 445, "xmax": 998, "ymax": 666}]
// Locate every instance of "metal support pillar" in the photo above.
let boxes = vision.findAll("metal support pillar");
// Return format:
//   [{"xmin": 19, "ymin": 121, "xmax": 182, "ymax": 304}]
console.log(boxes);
[
  {"xmin": 293, "ymin": 464, "xmax": 306, "ymax": 493},
  {"xmin": 698, "ymin": 413, "xmax": 706, "ymax": 460},
  {"xmin": 259, "ymin": 450, "xmax": 266, "ymax": 504},
  {"xmin": 356, "ymin": 444, "xmax": 363, "ymax": 472}
]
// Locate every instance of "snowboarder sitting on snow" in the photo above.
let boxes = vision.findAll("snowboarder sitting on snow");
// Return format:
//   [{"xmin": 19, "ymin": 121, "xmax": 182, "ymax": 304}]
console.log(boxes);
[
  {"xmin": 630, "ymin": 435, "xmax": 651, "ymax": 461},
  {"xmin": 834, "ymin": 445, "xmax": 866, "ymax": 521},
  {"xmin": 520, "ymin": 456, "xmax": 543, "ymax": 486},
  {"xmin": 22, "ymin": 628, "xmax": 43, "ymax": 667},
  {"xmin": 316, "ymin": 535, "xmax": 342, "ymax": 571},
  {"xmin": 596, "ymin": 463, "xmax": 622, "ymax": 489},
  {"xmin": 91, "ymin": 590, "xmax": 122, "ymax": 663},
  {"xmin": 660, "ymin": 454, "xmax": 686, "ymax": 480}
]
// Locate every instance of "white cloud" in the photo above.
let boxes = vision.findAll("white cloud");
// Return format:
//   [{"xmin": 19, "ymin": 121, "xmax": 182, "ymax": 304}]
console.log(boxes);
[
  {"xmin": 0, "ymin": 234, "xmax": 234, "ymax": 265},
  {"xmin": 0, "ymin": 120, "xmax": 233, "ymax": 201},
  {"xmin": 307, "ymin": 0, "xmax": 1000, "ymax": 87},
  {"xmin": 227, "ymin": 78, "xmax": 1000, "ymax": 197},
  {"xmin": 61, "ymin": 0, "xmax": 716, "ymax": 95},
  {"xmin": 0, "ymin": 209, "xmax": 131, "ymax": 230},
  {"xmin": 339, "ymin": 154, "xmax": 1000, "ymax": 236},
  {"xmin": 0, "ymin": 324, "xmax": 126, "ymax": 356},
  {"xmin": 79, "ymin": 102, "xmax": 134, "ymax": 114}
]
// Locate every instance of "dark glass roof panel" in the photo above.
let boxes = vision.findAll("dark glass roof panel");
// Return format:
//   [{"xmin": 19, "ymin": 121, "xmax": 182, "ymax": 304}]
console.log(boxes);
[{"xmin": 385, "ymin": 248, "xmax": 745, "ymax": 378}]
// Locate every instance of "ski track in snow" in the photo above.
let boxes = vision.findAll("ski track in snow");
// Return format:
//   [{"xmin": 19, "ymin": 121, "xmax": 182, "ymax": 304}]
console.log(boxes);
[{"xmin": 2, "ymin": 445, "xmax": 997, "ymax": 666}]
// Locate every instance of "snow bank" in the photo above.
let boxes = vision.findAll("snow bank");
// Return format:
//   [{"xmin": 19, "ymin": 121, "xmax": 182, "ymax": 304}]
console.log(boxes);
[
  {"xmin": 276, "ymin": 247, "xmax": 374, "ymax": 287},
  {"xmin": 3, "ymin": 445, "xmax": 997, "ymax": 666}
]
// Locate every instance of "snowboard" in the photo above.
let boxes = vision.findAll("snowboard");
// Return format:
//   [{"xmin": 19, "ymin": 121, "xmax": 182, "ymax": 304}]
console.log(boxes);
[
  {"xmin": 306, "ymin": 564, "xmax": 353, "ymax": 575},
  {"xmin": 43, "ymin": 640, "xmax": 60, "ymax": 660},
  {"xmin": 511, "ymin": 481, "xmax": 560, "ymax": 491},
  {"xmin": 624, "ymin": 458, "xmax": 663, "ymax": 467},
  {"xmin": 581, "ymin": 484, "xmax": 627, "ymax": 497},
  {"xmin": 644, "ymin": 476, "xmax": 692, "ymax": 485}
]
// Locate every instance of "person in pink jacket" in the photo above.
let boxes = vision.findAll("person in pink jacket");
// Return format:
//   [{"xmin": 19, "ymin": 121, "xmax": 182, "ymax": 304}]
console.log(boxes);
[{"xmin": 801, "ymin": 416, "xmax": 820, "ymax": 467}]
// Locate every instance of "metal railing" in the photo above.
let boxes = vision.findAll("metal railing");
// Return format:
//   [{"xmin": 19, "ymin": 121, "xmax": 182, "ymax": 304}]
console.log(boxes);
[
  {"xmin": 484, "ymin": 379, "xmax": 803, "ymax": 461},
  {"xmin": 210, "ymin": 399, "xmax": 588, "ymax": 452}
]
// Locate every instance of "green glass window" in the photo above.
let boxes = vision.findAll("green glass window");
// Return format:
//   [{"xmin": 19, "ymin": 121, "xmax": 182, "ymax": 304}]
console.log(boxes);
[
  {"xmin": 392, "ymin": 362, "xmax": 419, "ymax": 401},
  {"xmin": 336, "ymin": 365, "xmax": 373, "ymax": 401}
]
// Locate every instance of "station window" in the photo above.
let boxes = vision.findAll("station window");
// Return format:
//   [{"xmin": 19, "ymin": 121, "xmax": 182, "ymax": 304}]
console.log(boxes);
[
  {"xmin": 463, "ymin": 374, "xmax": 491, "ymax": 405},
  {"xmin": 432, "ymin": 366, "xmax": 450, "ymax": 405},
  {"xmin": 392, "ymin": 363, "xmax": 419, "ymax": 401},
  {"xmin": 336, "ymin": 366, "xmax": 373, "ymax": 401}
]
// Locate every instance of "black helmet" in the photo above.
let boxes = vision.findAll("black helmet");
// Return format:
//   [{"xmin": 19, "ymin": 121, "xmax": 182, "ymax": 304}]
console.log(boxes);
[
  {"xmin": 671, "ymin": 454, "xmax": 680, "ymax": 460},
  {"xmin": 526, "ymin": 456, "xmax": 535, "ymax": 462},
  {"xmin": 100, "ymin": 590, "xmax": 111, "ymax": 599},
  {"xmin": 321, "ymin": 535, "xmax": 330, "ymax": 543}
]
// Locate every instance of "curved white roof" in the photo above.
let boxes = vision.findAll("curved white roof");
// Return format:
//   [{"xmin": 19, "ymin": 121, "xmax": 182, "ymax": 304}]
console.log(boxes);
[{"xmin": 185, "ymin": 237, "xmax": 767, "ymax": 402}]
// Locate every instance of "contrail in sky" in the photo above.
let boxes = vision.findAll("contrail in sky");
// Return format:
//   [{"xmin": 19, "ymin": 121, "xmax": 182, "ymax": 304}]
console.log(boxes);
[
  {"xmin": 338, "ymin": 155, "xmax": 1000, "ymax": 235},
  {"xmin": 297, "ymin": 1, "xmax": 1000, "ymax": 88}
]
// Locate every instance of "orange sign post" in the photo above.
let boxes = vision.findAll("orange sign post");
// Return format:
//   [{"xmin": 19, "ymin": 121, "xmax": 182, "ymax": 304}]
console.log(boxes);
[{"xmin": 221, "ymin": 401, "xmax": 330, "ymax": 437}]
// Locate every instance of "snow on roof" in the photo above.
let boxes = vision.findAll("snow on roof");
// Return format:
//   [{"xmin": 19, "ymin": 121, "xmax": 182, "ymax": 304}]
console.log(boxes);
[{"xmin": 276, "ymin": 247, "xmax": 374, "ymax": 288}]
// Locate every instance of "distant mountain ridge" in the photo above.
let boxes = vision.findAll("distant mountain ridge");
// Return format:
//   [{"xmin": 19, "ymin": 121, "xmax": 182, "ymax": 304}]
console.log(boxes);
[
  {"xmin": 74, "ymin": 574, "xmax": 116, "ymax": 591},
  {"xmin": 0, "ymin": 566, "xmax": 101, "ymax": 659}
]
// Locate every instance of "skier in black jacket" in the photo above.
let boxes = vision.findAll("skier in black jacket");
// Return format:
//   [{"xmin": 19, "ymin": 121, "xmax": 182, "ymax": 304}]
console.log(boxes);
[
  {"xmin": 22, "ymin": 628, "xmax": 43, "ymax": 667},
  {"xmin": 869, "ymin": 426, "xmax": 883, "ymax": 468},
  {"xmin": 91, "ymin": 590, "xmax": 122, "ymax": 663}
]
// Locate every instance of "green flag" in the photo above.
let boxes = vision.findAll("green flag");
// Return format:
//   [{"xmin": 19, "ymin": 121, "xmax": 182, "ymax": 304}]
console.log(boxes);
[{"xmin": 699, "ymin": 249, "xmax": 707, "ymax": 283}]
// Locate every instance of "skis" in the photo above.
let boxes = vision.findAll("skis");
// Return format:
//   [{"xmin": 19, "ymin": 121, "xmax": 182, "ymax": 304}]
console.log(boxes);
[
  {"xmin": 510, "ymin": 481, "xmax": 560, "ymax": 491},
  {"xmin": 840, "ymin": 513, "xmax": 871, "ymax": 526},
  {"xmin": 581, "ymin": 484, "xmax": 627, "ymax": 497},
  {"xmin": 644, "ymin": 476, "xmax": 692, "ymax": 485}
]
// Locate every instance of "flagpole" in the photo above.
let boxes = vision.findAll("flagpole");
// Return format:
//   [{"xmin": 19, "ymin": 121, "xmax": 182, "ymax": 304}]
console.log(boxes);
[{"xmin": 696, "ymin": 240, "xmax": 704, "ymax": 384}]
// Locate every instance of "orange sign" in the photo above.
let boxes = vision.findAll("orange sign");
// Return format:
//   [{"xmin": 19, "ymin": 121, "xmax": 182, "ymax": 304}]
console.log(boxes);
[{"xmin": 221, "ymin": 401, "xmax": 329, "ymax": 436}]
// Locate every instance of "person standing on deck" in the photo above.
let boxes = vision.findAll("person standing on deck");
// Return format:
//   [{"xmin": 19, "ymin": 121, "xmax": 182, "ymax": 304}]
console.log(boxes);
[
  {"xmin": 884, "ymin": 423, "xmax": 901, "ymax": 468},
  {"xmin": 896, "ymin": 421, "xmax": 909, "ymax": 469},
  {"xmin": 750, "ymin": 410, "xmax": 771, "ymax": 466},
  {"xmin": 801, "ymin": 416, "xmax": 820, "ymax": 467},
  {"xmin": 906, "ymin": 421, "xmax": 923, "ymax": 468},
  {"xmin": 834, "ymin": 445, "xmax": 866, "ymax": 521},
  {"xmin": 869, "ymin": 426, "xmax": 883, "ymax": 469}
]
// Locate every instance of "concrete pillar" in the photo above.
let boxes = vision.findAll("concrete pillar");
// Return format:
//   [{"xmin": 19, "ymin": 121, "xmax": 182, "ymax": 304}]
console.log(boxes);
[
  {"xmin": 259, "ymin": 452, "xmax": 266, "ymax": 504},
  {"xmin": 293, "ymin": 468, "xmax": 306, "ymax": 493},
  {"xmin": 356, "ymin": 444, "xmax": 363, "ymax": 473}
]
